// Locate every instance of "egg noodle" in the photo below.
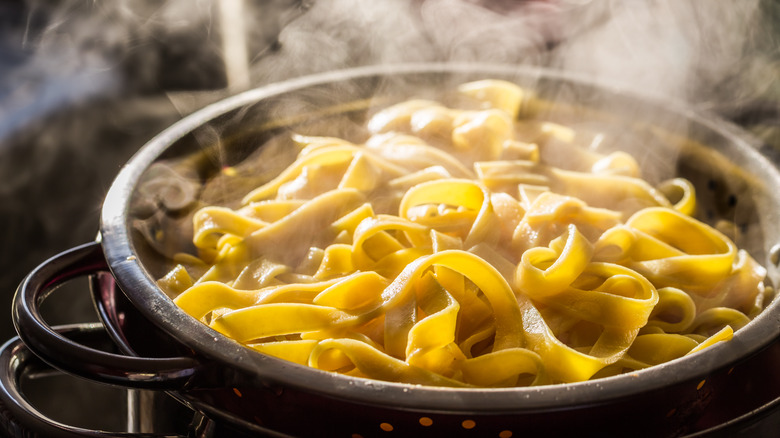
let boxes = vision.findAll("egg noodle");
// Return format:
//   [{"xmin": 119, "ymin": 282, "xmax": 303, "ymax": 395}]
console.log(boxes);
[{"xmin": 159, "ymin": 80, "xmax": 769, "ymax": 387}]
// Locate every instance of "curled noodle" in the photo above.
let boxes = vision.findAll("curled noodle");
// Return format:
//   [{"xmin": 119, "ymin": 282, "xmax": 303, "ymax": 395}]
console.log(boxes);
[{"xmin": 161, "ymin": 79, "xmax": 769, "ymax": 387}]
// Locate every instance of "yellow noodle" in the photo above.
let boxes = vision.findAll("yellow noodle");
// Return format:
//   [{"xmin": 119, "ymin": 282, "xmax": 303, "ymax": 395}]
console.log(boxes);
[{"xmin": 162, "ymin": 79, "xmax": 768, "ymax": 388}]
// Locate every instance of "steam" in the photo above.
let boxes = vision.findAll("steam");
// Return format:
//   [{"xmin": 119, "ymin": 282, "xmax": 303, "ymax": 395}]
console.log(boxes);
[
  {"xmin": 3, "ymin": 0, "xmax": 776, "ymax": 130},
  {"xmin": 248, "ymin": 0, "xmax": 565, "ymax": 84},
  {"xmin": 0, "ymin": 0, "xmax": 222, "ymax": 140},
  {"xmin": 550, "ymin": 0, "xmax": 773, "ymax": 106},
  {"xmin": 0, "ymin": 1, "xmax": 118, "ymax": 139}
]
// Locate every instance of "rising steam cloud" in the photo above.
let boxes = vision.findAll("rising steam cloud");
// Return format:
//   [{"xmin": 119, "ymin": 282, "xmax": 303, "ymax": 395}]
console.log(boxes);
[
  {"xmin": 250, "ymin": 0, "xmax": 561, "ymax": 84},
  {"xmin": 244, "ymin": 0, "xmax": 777, "ymax": 112},
  {"xmin": 550, "ymin": 0, "xmax": 776, "ymax": 106},
  {"xmin": 2, "ymin": 0, "xmax": 777, "ymax": 122}
]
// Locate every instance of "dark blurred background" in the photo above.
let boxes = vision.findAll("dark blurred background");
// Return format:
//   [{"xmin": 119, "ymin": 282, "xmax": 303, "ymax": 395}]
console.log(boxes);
[{"xmin": 0, "ymin": 0, "xmax": 779, "ymax": 345}]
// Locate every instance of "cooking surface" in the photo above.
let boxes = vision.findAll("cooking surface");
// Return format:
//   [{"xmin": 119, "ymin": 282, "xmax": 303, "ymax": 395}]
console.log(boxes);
[{"xmin": 1, "ymin": 1, "xmax": 779, "ymax": 437}]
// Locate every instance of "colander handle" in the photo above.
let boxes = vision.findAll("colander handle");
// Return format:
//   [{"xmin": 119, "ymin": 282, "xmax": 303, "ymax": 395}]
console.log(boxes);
[
  {"xmin": 12, "ymin": 241, "xmax": 202, "ymax": 391},
  {"xmin": 0, "ymin": 324, "xmax": 193, "ymax": 438}
]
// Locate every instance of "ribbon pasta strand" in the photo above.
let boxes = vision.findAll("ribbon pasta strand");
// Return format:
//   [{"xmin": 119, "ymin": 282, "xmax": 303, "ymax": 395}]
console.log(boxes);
[{"xmin": 159, "ymin": 79, "xmax": 769, "ymax": 388}]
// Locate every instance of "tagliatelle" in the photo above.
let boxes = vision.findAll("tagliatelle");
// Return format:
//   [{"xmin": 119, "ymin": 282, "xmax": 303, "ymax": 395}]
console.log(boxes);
[{"xmin": 159, "ymin": 79, "xmax": 770, "ymax": 387}]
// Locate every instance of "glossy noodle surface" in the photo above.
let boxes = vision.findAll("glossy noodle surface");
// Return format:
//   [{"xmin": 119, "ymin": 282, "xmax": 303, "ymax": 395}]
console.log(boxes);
[{"xmin": 159, "ymin": 80, "xmax": 769, "ymax": 387}]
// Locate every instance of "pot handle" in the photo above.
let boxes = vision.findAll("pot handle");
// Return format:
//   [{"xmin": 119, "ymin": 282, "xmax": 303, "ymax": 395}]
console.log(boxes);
[
  {"xmin": 12, "ymin": 241, "xmax": 202, "ymax": 390},
  {"xmin": 0, "ymin": 324, "xmax": 197, "ymax": 438}
]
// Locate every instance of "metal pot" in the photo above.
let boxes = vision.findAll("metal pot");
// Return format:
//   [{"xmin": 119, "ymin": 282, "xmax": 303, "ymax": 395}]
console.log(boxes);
[{"xmin": 7, "ymin": 64, "xmax": 780, "ymax": 437}]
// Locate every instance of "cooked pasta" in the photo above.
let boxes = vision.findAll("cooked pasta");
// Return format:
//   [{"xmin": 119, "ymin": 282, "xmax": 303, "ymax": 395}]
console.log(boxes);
[{"xmin": 159, "ymin": 79, "xmax": 770, "ymax": 387}]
